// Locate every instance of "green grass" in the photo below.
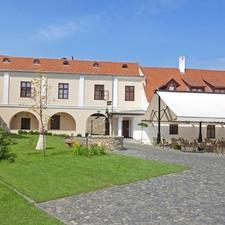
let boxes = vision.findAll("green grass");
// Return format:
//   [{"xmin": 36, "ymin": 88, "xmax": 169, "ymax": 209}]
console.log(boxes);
[
  {"xmin": 0, "ymin": 134, "xmax": 187, "ymax": 204},
  {"xmin": 0, "ymin": 183, "xmax": 62, "ymax": 225}
]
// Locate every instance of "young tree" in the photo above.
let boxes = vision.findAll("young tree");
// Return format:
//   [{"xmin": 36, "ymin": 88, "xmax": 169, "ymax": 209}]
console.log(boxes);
[
  {"xmin": 30, "ymin": 73, "xmax": 48, "ymax": 153},
  {"xmin": 137, "ymin": 122, "xmax": 148, "ymax": 143}
]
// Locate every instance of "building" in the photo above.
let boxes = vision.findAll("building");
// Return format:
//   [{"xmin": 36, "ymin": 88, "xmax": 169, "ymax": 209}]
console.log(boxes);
[
  {"xmin": 0, "ymin": 55, "xmax": 148, "ymax": 140},
  {"xmin": 142, "ymin": 57, "xmax": 225, "ymax": 144},
  {"xmin": 1, "ymin": 55, "xmax": 225, "ymax": 143}
]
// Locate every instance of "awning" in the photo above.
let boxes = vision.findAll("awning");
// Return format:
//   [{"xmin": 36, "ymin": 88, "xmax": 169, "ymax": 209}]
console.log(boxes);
[{"xmin": 156, "ymin": 91, "xmax": 225, "ymax": 123}]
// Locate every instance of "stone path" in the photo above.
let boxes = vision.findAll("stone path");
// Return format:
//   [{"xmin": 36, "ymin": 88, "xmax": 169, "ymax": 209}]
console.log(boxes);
[{"xmin": 38, "ymin": 142, "xmax": 225, "ymax": 225}]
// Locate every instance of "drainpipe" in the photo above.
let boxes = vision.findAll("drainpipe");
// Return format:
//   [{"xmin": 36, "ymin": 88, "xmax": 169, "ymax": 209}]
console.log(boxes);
[{"xmin": 157, "ymin": 95, "xmax": 161, "ymax": 144}]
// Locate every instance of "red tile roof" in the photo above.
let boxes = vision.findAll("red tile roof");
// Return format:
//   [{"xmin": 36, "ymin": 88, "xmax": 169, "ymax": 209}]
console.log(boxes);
[
  {"xmin": 0, "ymin": 56, "xmax": 141, "ymax": 77},
  {"xmin": 142, "ymin": 67, "xmax": 225, "ymax": 101}
]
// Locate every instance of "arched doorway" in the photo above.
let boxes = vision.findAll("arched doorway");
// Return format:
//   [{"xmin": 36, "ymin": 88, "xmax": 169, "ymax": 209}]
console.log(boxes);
[
  {"xmin": 10, "ymin": 112, "xmax": 39, "ymax": 130},
  {"xmin": 86, "ymin": 113, "xmax": 109, "ymax": 135},
  {"xmin": 48, "ymin": 112, "xmax": 76, "ymax": 131}
]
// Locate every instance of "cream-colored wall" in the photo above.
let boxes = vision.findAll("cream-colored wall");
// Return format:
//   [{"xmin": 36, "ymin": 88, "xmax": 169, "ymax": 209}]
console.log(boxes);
[
  {"xmin": 9, "ymin": 73, "xmax": 35, "ymax": 105},
  {"xmin": 84, "ymin": 76, "xmax": 112, "ymax": 107},
  {"xmin": 47, "ymin": 74, "xmax": 79, "ymax": 106},
  {"xmin": 117, "ymin": 78, "xmax": 143, "ymax": 108},
  {"xmin": 0, "ymin": 73, "xmax": 3, "ymax": 104}
]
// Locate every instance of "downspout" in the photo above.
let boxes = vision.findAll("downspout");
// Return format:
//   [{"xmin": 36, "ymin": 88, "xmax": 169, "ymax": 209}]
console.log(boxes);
[{"xmin": 157, "ymin": 95, "xmax": 161, "ymax": 144}]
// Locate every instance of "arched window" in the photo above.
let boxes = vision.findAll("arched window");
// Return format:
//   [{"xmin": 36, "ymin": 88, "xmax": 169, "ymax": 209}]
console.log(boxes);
[
  {"xmin": 122, "ymin": 64, "xmax": 128, "ymax": 69},
  {"xmin": 33, "ymin": 59, "xmax": 40, "ymax": 65},
  {"xmin": 2, "ymin": 57, "xmax": 11, "ymax": 63},
  {"xmin": 93, "ymin": 62, "xmax": 99, "ymax": 68}
]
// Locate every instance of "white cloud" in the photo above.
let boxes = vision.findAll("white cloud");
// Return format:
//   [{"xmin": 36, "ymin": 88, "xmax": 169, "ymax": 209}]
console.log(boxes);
[{"xmin": 35, "ymin": 20, "xmax": 82, "ymax": 40}]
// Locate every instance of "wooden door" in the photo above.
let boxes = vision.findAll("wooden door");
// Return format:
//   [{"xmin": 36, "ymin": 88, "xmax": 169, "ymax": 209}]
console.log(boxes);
[
  {"xmin": 21, "ymin": 118, "xmax": 31, "ymax": 130},
  {"xmin": 122, "ymin": 120, "xmax": 130, "ymax": 138}
]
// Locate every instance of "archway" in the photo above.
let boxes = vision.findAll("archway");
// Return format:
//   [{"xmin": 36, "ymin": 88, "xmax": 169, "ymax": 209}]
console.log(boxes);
[
  {"xmin": 10, "ymin": 111, "xmax": 39, "ymax": 130},
  {"xmin": 86, "ymin": 113, "xmax": 109, "ymax": 135},
  {"xmin": 48, "ymin": 112, "xmax": 76, "ymax": 131}
]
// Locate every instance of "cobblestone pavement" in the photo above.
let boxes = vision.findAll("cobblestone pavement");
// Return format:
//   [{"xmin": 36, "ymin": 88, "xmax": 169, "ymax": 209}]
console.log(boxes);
[{"xmin": 38, "ymin": 142, "xmax": 225, "ymax": 225}]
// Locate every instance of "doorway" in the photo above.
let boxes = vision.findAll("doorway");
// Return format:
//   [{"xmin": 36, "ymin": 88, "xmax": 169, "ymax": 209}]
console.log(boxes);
[
  {"xmin": 122, "ymin": 120, "xmax": 130, "ymax": 138},
  {"xmin": 21, "ymin": 118, "xmax": 31, "ymax": 130},
  {"xmin": 50, "ymin": 115, "xmax": 60, "ymax": 130}
]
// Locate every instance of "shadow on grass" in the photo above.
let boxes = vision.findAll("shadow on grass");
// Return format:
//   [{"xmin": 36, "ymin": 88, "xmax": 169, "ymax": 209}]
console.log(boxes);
[{"xmin": 9, "ymin": 134, "xmax": 30, "ymax": 139}]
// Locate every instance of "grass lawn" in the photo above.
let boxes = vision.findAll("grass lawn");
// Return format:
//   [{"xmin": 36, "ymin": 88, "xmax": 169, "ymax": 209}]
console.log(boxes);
[
  {"xmin": 0, "ymin": 135, "xmax": 187, "ymax": 203},
  {"xmin": 0, "ymin": 183, "xmax": 62, "ymax": 225}
]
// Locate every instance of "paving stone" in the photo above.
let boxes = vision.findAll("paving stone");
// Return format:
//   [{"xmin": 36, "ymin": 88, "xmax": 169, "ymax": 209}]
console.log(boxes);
[{"xmin": 38, "ymin": 141, "xmax": 225, "ymax": 225}]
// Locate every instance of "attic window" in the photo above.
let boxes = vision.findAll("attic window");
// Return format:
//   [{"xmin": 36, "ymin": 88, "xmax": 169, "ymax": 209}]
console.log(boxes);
[
  {"xmin": 33, "ymin": 59, "xmax": 40, "ymax": 65},
  {"xmin": 93, "ymin": 62, "xmax": 99, "ymax": 68},
  {"xmin": 63, "ymin": 60, "xmax": 69, "ymax": 66},
  {"xmin": 2, "ymin": 57, "xmax": 11, "ymax": 63},
  {"xmin": 122, "ymin": 64, "xmax": 128, "ymax": 69}
]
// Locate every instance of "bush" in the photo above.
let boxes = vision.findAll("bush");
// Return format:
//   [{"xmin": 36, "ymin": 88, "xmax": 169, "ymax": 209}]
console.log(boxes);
[
  {"xmin": 0, "ymin": 129, "xmax": 15, "ymax": 162},
  {"xmin": 18, "ymin": 130, "xmax": 28, "ymax": 135},
  {"xmin": 172, "ymin": 144, "xmax": 181, "ymax": 150},
  {"xmin": 71, "ymin": 142, "xmax": 106, "ymax": 157},
  {"xmin": 76, "ymin": 133, "xmax": 82, "ymax": 137}
]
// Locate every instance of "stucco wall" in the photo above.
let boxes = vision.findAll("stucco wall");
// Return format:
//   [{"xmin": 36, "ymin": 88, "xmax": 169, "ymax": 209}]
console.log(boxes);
[{"xmin": 0, "ymin": 73, "xmax": 3, "ymax": 104}]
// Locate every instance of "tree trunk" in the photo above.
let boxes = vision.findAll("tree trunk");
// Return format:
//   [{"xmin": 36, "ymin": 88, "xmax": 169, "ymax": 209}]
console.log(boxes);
[{"xmin": 36, "ymin": 134, "xmax": 45, "ymax": 150}]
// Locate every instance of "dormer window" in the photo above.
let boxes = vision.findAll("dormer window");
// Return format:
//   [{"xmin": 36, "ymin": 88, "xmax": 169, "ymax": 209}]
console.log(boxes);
[
  {"xmin": 2, "ymin": 57, "xmax": 11, "ymax": 63},
  {"xmin": 33, "ymin": 59, "xmax": 40, "ymax": 65},
  {"xmin": 122, "ymin": 64, "xmax": 128, "ymax": 69},
  {"xmin": 167, "ymin": 83, "xmax": 176, "ymax": 91},
  {"xmin": 63, "ymin": 60, "xmax": 69, "ymax": 66},
  {"xmin": 93, "ymin": 62, "xmax": 99, "ymax": 68}
]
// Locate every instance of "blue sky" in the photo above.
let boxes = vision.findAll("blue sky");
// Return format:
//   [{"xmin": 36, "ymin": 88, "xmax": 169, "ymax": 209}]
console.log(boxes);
[{"xmin": 1, "ymin": 0, "xmax": 225, "ymax": 69}]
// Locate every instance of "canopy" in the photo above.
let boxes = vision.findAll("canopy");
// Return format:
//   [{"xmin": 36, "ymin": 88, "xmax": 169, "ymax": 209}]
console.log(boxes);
[{"xmin": 156, "ymin": 91, "xmax": 225, "ymax": 123}]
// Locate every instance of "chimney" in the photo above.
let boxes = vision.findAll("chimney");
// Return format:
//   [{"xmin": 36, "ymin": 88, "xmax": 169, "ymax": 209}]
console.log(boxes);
[{"xmin": 179, "ymin": 56, "xmax": 185, "ymax": 73}]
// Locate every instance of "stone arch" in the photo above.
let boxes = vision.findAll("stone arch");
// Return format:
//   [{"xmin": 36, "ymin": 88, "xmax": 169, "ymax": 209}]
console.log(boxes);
[
  {"xmin": 10, "ymin": 111, "xmax": 39, "ymax": 130},
  {"xmin": 86, "ymin": 113, "xmax": 109, "ymax": 135},
  {"xmin": 48, "ymin": 112, "xmax": 76, "ymax": 131}
]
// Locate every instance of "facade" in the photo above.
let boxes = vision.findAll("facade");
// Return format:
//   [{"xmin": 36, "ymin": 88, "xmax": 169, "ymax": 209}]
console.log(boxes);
[
  {"xmin": 1, "ymin": 55, "xmax": 225, "ymax": 143},
  {"xmin": 142, "ymin": 57, "xmax": 225, "ymax": 144},
  {"xmin": 0, "ymin": 56, "xmax": 148, "ymax": 140}
]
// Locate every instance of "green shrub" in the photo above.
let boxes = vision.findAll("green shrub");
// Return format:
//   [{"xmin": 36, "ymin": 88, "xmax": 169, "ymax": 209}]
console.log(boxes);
[
  {"xmin": 0, "ymin": 129, "xmax": 15, "ymax": 162},
  {"xmin": 18, "ymin": 130, "xmax": 28, "ymax": 135},
  {"xmin": 71, "ymin": 143, "xmax": 106, "ymax": 157},
  {"xmin": 76, "ymin": 133, "xmax": 82, "ymax": 137},
  {"xmin": 172, "ymin": 144, "xmax": 181, "ymax": 150}
]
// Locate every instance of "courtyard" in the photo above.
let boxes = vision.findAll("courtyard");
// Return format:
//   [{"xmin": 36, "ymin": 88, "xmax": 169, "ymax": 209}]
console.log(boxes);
[
  {"xmin": 0, "ymin": 135, "xmax": 185, "ymax": 225},
  {"xmin": 38, "ymin": 140, "xmax": 225, "ymax": 225}
]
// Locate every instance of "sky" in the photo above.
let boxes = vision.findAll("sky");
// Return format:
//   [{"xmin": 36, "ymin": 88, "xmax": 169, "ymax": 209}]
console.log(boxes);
[{"xmin": 1, "ymin": 0, "xmax": 225, "ymax": 69}]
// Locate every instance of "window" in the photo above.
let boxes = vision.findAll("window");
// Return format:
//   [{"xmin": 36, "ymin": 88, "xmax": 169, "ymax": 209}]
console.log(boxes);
[
  {"xmin": 94, "ymin": 85, "xmax": 104, "ymax": 100},
  {"xmin": 2, "ymin": 57, "xmax": 11, "ymax": 63},
  {"xmin": 125, "ymin": 86, "xmax": 135, "ymax": 101},
  {"xmin": 50, "ymin": 115, "xmax": 60, "ymax": 130},
  {"xmin": 62, "ymin": 60, "xmax": 69, "ymax": 65},
  {"xmin": 167, "ymin": 84, "xmax": 176, "ymax": 91},
  {"xmin": 207, "ymin": 125, "xmax": 215, "ymax": 139},
  {"xmin": 190, "ymin": 87, "xmax": 204, "ymax": 92},
  {"xmin": 21, "ymin": 118, "xmax": 31, "ymax": 130},
  {"xmin": 58, "ymin": 83, "xmax": 69, "ymax": 99},
  {"xmin": 33, "ymin": 59, "xmax": 40, "ymax": 65},
  {"xmin": 122, "ymin": 64, "xmax": 128, "ymax": 69},
  {"xmin": 214, "ymin": 89, "xmax": 225, "ymax": 93},
  {"xmin": 169, "ymin": 124, "xmax": 178, "ymax": 135},
  {"xmin": 20, "ymin": 81, "xmax": 31, "ymax": 97},
  {"xmin": 93, "ymin": 62, "xmax": 99, "ymax": 68}
]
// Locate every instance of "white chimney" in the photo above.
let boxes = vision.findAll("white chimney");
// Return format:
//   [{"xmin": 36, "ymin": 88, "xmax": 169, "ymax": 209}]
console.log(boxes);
[{"xmin": 179, "ymin": 56, "xmax": 185, "ymax": 73}]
